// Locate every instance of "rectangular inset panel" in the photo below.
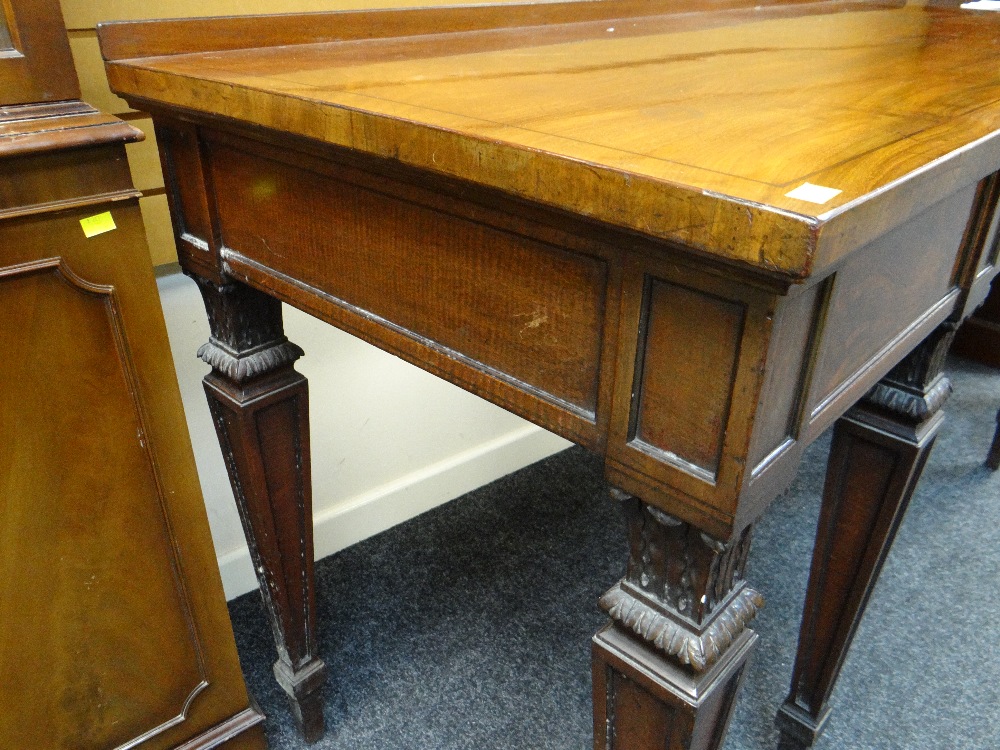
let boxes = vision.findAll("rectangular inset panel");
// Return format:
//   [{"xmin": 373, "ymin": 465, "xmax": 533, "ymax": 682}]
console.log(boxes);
[
  {"xmin": 808, "ymin": 183, "xmax": 977, "ymax": 414},
  {"xmin": 0, "ymin": 264, "xmax": 206, "ymax": 748},
  {"xmin": 156, "ymin": 121, "xmax": 214, "ymax": 253},
  {"xmin": 630, "ymin": 280, "xmax": 746, "ymax": 478},
  {"xmin": 210, "ymin": 143, "xmax": 608, "ymax": 416},
  {"xmin": 747, "ymin": 282, "xmax": 824, "ymax": 470}
]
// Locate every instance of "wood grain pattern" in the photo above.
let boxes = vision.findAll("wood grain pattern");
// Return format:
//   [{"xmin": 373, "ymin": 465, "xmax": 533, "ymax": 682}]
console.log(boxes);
[
  {"xmin": 100, "ymin": 0, "xmax": 1000, "ymax": 276},
  {"xmin": 593, "ymin": 622, "xmax": 756, "ymax": 750},
  {"xmin": 632, "ymin": 281, "xmax": 746, "ymax": 479},
  {"xmin": 209, "ymin": 138, "xmax": 608, "ymax": 419},
  {"xmin": 0, "ymin": 101, "xmax": 142, "ymax": 160},
  {"xmin": 155, "ymin": 118, "xmax": 222, "ymax": 280},
  {"xmin": 746, "ymin": 284, "xmax": 824, "ymax": 471},
  {"xmin": 0, "ymin": 201, "xmax": 266, "ymax": 750},
  {"xmin": 93, "ymin": 0, "xmax": 814, "ymax": 58},
  {"xmin": 778, "ymin": 324, "xmax": 954, "ymax": 749},
  {"xmin": 606, "ymin": 260, "xmax": 777, "ymax": 536},
  {"xmin": 804, "ymin": 184, "xmax": 976, "ymax": 433},
  {"xmin": 0, "ymin": 259, "xmax": 207, "ymax": 748},
  {"xmin": 1, "ymin": 11, "xmax": 264, "ymax": 742}
]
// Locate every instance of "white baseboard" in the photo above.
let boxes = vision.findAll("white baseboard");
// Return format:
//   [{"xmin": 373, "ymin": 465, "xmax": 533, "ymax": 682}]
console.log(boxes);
[{"xmin": 218, "ymin": 425, "xmax": 571, "ymax": 600}]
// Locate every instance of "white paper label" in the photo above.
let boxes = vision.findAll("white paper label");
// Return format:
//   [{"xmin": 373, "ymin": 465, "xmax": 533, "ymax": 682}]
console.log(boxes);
[
  {"xmin": 961, "ymin": 1, "xmax": 1000, "ymax": 10},
  {"xmin": 784, "ymin": 182, "xmax": 843, "ymax": 205}
]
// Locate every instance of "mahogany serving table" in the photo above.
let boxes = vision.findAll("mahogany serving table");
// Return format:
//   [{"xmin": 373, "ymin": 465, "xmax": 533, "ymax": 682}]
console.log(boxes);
[{"xmin": 98, "ymin": 1, "xmax": 1000, "ymax": 747}]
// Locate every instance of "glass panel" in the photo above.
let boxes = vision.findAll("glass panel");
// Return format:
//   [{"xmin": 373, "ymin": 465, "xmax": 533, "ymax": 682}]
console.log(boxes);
[{"xmin": 0, "ymin": 13, "xmax": 13, "ymax": 51}]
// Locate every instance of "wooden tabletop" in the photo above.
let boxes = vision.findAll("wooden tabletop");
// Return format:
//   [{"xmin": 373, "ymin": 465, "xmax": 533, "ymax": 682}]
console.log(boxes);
[{"xmin": 99, "ymin": 0, "xmax": 1000, "ymax": 276}]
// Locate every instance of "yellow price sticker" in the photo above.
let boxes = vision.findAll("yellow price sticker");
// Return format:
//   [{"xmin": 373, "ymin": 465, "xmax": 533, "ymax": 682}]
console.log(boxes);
[{"xmin": 80, "ymin": 211, "xmax": 117, "ymax": 238}]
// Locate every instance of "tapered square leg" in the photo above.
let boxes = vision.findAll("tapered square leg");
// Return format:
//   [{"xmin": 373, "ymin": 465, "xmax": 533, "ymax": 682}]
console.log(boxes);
[
  {"xmin": 595, "ymin": 490, "xmax": 763, "ymax": 750},
  {"xmin": 193, "ymin": 275, "xmax": 327, "ymax": 742},
  {"xmin": 777, "ymin": 324, "xmax": 954, "ymax": 749},
  {"xmin": 594, "ymin": 626, "xmax": 756, "ymax": 750}
]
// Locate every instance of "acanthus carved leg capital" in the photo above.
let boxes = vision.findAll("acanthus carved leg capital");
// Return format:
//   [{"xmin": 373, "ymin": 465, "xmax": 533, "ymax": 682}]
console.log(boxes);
[
  {"xmin": 600, "ymin": 490, "xmax": 763, "ymax": 672},
  {"xmin": 190, "ymin": 273, "xmax": 304, "ymax": 384},
  {"xmin": 593, "ymin": 489, "xmax": 761, "ymax": 750}
]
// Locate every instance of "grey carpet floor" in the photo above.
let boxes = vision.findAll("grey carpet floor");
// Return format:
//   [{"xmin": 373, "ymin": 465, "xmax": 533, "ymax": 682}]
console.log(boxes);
[{"xmin": 228, "ymin": 356, "xmax": 1000, "ymax": 749}]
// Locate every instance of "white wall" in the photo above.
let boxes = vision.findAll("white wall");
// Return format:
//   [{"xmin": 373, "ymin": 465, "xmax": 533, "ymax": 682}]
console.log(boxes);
[{"xmin": 156, "ymin": 270, "xmax": 571, "ymax": 600}]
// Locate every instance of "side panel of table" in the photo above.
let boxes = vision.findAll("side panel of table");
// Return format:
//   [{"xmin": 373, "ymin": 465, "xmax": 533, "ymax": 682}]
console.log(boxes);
[{"xmin": 158, "ymin": 114, "xmax": 990, "ymax": 535}]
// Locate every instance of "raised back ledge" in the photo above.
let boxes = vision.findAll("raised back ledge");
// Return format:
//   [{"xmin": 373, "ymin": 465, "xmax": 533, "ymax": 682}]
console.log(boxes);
[
  {"xmin": 95, "ymin": 0, "xmax": 840, "ymax": 62},
  {"xmin": 0, "ymin": 101, "xmax": 144, "ymax": 159}
]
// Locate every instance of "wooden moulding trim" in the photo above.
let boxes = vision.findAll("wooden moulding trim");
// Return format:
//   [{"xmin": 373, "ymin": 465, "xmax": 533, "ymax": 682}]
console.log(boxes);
[
  {"xmin": 864, "ymin": 374, "xmax": 953, "ymax": 423},
  {"xmin": 0, "ymin": 101, "xmax": 95, "ymax": 122},
  {"xmin": 0, "ymin": 102, "xmax": 144, "ymax": 158},
  {"xmin": 0, "ymin": 189, "xmax": 142, "ymax": 220},
  {"xmin": 599, "ymin": 582, "xmax": 764, "ymax": 672},
  {"xmin": 222, "ymin": 250, "xmax": 601, "ymax": 447},
  {"xmin": 197, "ymin": 337, "xmax": 304, "ymax": 384},
  {"xmin": 171, "ymin": 707, "xmax": 267, "ymax": 750},
  {"xmin": 814, "ymin": 132, "xmax": 1000, "ymax": 277},
  {"xmin": 95, "ymin": 0, "xmax": 836, "ymax": 62},
  {"xmin": 111, "ymin": 85, "xmax": 816, "ymax": 276}
]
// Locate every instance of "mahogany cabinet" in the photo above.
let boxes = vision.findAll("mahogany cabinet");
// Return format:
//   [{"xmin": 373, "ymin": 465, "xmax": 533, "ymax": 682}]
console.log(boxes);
[{"xmin": 0, "ymin": 1, "xmax": 266, "ymax": 747}]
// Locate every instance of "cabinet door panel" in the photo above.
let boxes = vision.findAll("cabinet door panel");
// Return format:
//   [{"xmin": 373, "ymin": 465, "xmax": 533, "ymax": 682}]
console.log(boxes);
[
  {"xmin": 0, "ymin": 201, "xmax": 265, "ymax": 749},
  {"xmin": 0, "ymin": 260, "xmax": 210, "ymax": 747}
]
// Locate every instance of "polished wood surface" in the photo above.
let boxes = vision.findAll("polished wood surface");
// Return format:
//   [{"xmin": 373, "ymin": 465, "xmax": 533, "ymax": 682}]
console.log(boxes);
[
  {"xmin": 0, "ymin": 132, "xmax": 268, "ymax": 750},
  {"xmin": 101, "ymin": 0, "xmax": 1000, "ymax": 275},
  {"xmin": 1, "ymin": 2, "xmax": 266, "ymax": 745},
  {"xmin": 96, "ymin": 1, "xmax": 1000, "ymax": 745}
]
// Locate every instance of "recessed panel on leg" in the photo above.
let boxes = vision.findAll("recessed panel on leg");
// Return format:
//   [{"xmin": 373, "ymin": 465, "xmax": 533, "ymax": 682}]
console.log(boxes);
[{"xmin": 594, "ymin": 626, "xmax": 755, "ymax": 750}]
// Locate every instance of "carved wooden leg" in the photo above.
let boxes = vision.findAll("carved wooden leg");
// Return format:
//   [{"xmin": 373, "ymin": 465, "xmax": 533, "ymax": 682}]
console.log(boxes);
[
  {"xmin": 593, "ymin": 489, "xmax": 764, "ymax": 750},
  {"xmin": 987, "ymin": 409, "xmax": 1000, "ymax": 471},
  {"xmin": 192, "ymin": 275, "xmax": 327, "ymax": 743},
  {"xmin": 776, "ymin": 325, "xmax": 954, "ymax": 749}
]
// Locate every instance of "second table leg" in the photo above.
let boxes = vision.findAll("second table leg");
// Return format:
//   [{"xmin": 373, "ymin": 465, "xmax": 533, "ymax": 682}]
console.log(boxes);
[
  {"xmin": 193, "ymin": 275, "xmax": 328, "ymax": 742},
  {"xmin": 776, "ymin": 325, "xmax": 954, "ymax": 749}
]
